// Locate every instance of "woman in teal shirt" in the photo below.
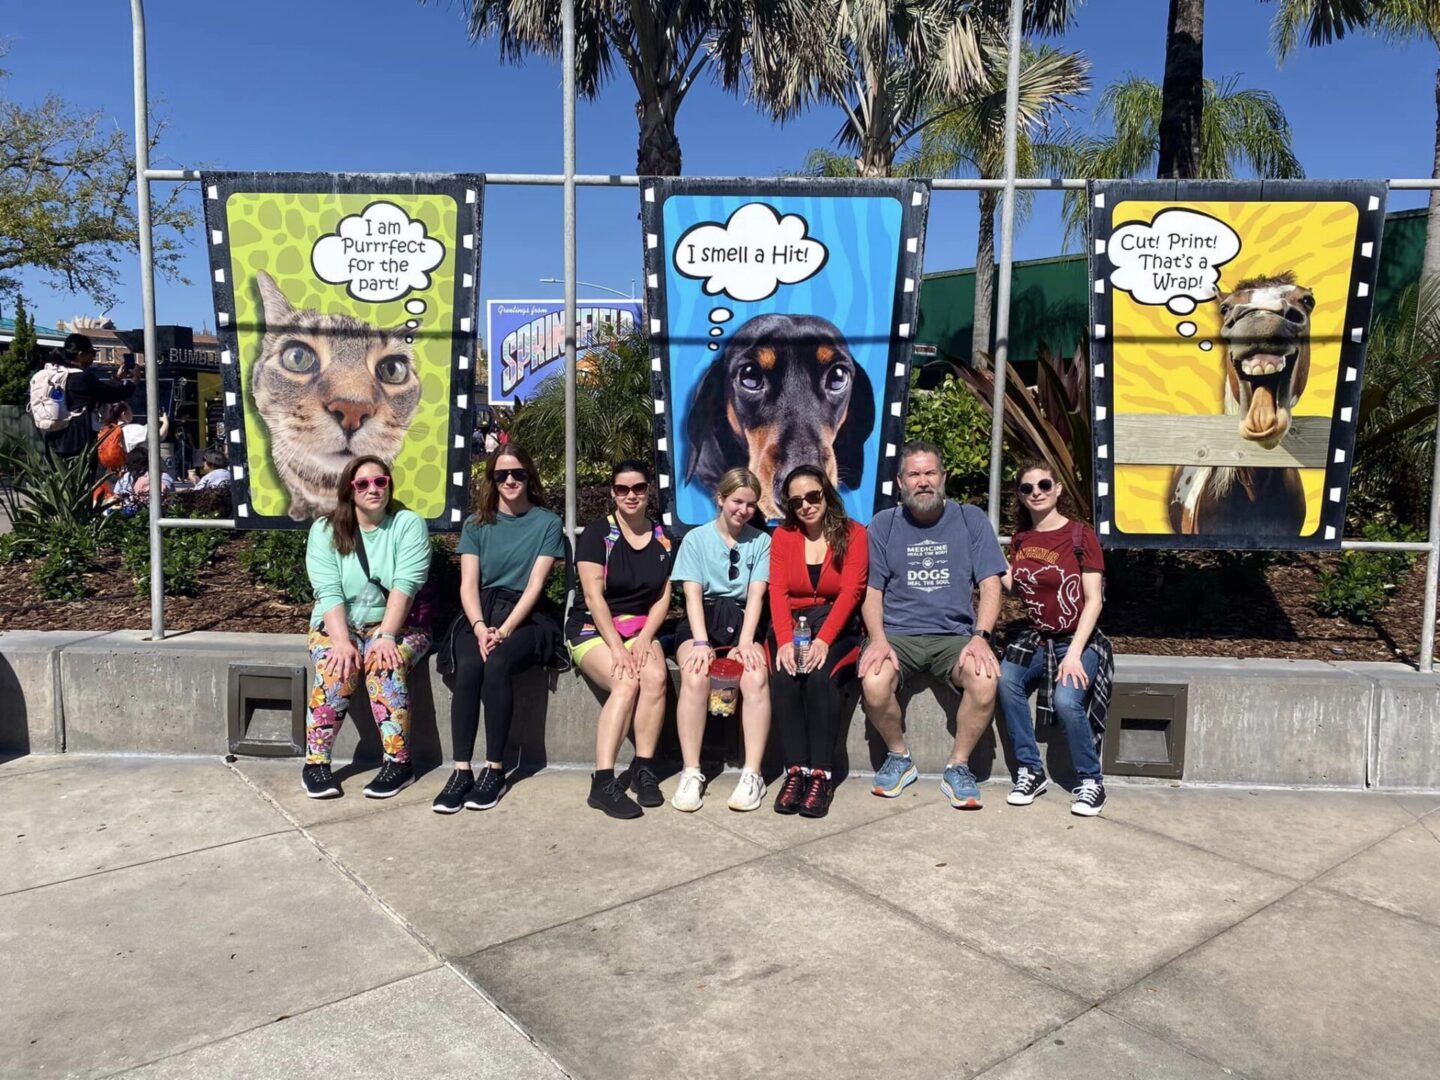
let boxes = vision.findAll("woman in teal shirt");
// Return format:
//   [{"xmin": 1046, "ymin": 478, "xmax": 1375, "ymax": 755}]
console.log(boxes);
[
  {"xmin": 303, "ymin": 456, "xmax": 432, "ymax": 801},
  {"xmin": 432, "ymin": 444, "xmax": 567, "ymax": 814}
]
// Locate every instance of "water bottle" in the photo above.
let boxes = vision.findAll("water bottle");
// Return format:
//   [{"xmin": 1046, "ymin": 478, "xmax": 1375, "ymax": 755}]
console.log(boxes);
[{"xmin": 793, "ymin": 615, "xmax": 812, "ymax": 675}]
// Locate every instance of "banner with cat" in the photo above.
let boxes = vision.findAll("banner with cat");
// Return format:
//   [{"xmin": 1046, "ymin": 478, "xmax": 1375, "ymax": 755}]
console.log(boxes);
[
  {"xmin": 202, "ymin": 172, "xmax": 483, "ymax": 530},
  {"xmin": 641, "ymin": 178, "xmax": 931, "ymax": 536}
]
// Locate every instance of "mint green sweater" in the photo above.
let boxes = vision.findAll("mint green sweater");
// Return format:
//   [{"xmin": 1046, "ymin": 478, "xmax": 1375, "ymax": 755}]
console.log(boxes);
[{"xmin": 306, "ymin": 510, "xmax": 430, "ymax": 628}]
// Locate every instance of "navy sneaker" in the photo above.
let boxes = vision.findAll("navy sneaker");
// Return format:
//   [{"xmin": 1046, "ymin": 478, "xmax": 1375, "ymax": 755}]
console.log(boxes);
[
  {"xmin": 363, "ymin": 761, "xmax": 413, "ymax": 799},
  {"xmin": 464, "ymin": 767, "xmax": 506, "ymax": 810},
  {"xmin": 941, "ymin": 762, "xmax": 982, "ymax": 809},
  {"xmin": 1007, "ymin": 766, "xmax": 1049, "ymax": 806},
  {"xmin": 872, "ymin": 751, "xmax": 918, "ymax": 798},
  {"xmin": 431, "ymin": 769, "xmax": 474, "ymax": 814},
  {"xmin": 302, "ymin": 763, "xmax": 341, "ymax": 799}
]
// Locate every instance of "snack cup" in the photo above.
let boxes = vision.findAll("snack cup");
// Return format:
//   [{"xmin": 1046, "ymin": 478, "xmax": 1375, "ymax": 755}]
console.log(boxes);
[{"xmin": 707, "ymin": 656, "xmax": 744, "ymax": 717}]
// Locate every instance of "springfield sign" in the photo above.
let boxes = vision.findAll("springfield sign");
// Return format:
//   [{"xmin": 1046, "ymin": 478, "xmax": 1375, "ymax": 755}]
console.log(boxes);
[{"xmin": 486, "ymin": 299, "xmax": 642, "ymax": 404}]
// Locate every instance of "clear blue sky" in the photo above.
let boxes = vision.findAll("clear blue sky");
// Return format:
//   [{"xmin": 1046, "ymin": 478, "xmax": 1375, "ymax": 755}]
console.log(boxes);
[{"xmin": 3, "ymin": 0, "xmax": 1437, "ymax": 333}]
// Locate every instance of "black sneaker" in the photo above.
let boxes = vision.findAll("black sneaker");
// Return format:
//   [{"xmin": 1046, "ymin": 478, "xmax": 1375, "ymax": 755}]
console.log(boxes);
[
  {"xmin": 464, "ymin": 767, "xmax": 506, "ymax": 810},
  {"xmin": 363, "ymin": 761, "xmax": 414, "ymax": 799},
  {"xmin": 630, "ymin": 764, "xmax": 664, "ymax": 808},
  {"xmin": 432, "ymin": 769, "xmax": 474, "ymax": 814},
  {"xmin": 589, "ymin": 774, "xmax": 644, "ymax": 819},
  {"xmin": 1007, "ymin": 766, "xmax": 1049, "ymax": 806},
  {"xmin": 302, "ymin": 763, "xmax": 341, "ymax": 799},
  {"xmin": 1071, "ymin": 778, "xmax": 1107, "ymax": 817}
]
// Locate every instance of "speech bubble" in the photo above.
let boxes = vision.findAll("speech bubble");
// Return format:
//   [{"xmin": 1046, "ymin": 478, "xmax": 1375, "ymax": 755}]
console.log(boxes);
[
  {"xmin": 1177, "ymin": 321, "xmax": 1197, "ymax": 338},
  {"xmin": 311, "ymin": 201, "xmax": 445, "ymax": 303},
  {"xmin": 674, "ymin": 203, "xmax": 829, "ymax": 302},
  {"xmin": 1109, "ymin": 209, "xmax": 1240, "ymax": 309},
  {"xmin": 405, "ymin": 299, "xmax": 427, "ymax": 315},
  {"xmin": 709, "ymin": 307, "xmax": 733, "ymax": 323}
]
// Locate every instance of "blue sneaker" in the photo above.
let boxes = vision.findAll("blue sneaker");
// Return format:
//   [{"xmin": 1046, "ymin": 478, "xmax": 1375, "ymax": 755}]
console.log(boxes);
[
  {"xmin": 941, "ymin": 762, "xmax": 982, "ymax": 809},
  {"xmin": 872, "ymin": 751, "xmax": 918, "ymax": 798}
]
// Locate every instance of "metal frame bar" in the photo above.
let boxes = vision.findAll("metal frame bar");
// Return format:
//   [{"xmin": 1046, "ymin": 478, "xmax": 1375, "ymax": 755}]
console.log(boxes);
[{"xmin": 126, "ymin": 0, "xmax": 1440, "ymax": 670}]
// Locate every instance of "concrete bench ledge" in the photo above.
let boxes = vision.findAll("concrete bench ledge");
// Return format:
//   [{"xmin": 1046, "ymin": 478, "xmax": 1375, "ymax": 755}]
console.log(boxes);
[{"xmin": 4, "ymin": 629, "xmax": 1439, "ymax": 790}]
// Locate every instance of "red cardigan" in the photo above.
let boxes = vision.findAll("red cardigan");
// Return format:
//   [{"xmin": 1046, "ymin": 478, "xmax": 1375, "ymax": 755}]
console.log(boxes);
[{"xmin": 768, "ymin": 520, "xmax": 869, "ymax": 646}]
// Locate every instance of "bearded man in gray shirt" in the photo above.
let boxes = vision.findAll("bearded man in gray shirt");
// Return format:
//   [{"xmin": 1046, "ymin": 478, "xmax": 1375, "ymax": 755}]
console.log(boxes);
[{"xmin": 858, "ymin": 441, "xmax": 1009, "ymax": 808}]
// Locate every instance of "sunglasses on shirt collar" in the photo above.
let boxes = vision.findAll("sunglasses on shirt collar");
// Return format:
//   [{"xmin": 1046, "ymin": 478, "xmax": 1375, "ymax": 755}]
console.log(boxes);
[{"xmin": 728, "ymin": 546, "xmax": 741, "ymax": 581}]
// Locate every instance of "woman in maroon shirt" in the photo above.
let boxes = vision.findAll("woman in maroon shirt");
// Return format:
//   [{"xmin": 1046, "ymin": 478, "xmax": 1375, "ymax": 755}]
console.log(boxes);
[
  {"xmin": 768, "ymin": 466, "xmax": 868, "ymax": 818},
  {"xmin": 999, "ymin": 460, "xmax": 1109, "ymax": 817}
]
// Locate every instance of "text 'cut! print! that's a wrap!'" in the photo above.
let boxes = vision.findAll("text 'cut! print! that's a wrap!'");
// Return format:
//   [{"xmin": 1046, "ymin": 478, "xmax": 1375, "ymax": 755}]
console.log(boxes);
[
  {"xmin": 203, "ymin": 172, "xmax": 483, "ymax": 530},
  {"xmin": 642, "ymin": 178, "xmax": 931, "ymax": 537}
]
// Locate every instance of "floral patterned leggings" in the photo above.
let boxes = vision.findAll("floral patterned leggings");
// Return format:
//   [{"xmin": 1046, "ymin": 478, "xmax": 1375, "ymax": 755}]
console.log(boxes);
[{"xmin": 305, "ymin": 624, "xmax": 432, "ymax": 765}]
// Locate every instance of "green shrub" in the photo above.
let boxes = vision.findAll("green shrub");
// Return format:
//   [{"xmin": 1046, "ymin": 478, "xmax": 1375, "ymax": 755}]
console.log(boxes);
[
  {"xmin": 0, "ymin": 532, "xmax": 21, "ymax": 565},
  {"xmin": 31, "ymin": 525, "xmax": 97, "ymax": 600},
  {"xmin": 240, "ymin": 530, "xmax": 312, "ymax": 603},
  {"xmin": 113, "ymin": 511, "xmax": 227, "ymax": 597},
  {"xmin": 903, "ymin": 372, "xmax": 993, "ymax": 505},
  {"xmin": 1316, "ymin": 521, "xmax": 1421, "ymax": 624}
]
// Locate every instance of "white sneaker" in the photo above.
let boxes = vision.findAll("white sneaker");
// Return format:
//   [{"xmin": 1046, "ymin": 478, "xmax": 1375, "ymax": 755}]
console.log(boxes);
[
  {"xmin": 727, "ymin": 769, "xmax": 766, "ymax": 812},
  {"xmin": 672, "ymin": 767, "xmax": 705, "ymax": 812}
]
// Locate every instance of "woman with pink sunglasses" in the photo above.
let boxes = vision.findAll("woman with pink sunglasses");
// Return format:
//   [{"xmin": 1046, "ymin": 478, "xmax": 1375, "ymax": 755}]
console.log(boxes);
[{"xmin": 301, "ymin": 455, "xmax": 432, "ymax": 801}]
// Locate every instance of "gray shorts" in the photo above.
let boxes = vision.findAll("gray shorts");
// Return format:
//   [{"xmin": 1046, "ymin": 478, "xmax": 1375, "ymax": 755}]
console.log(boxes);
[{"xmin": 887, "ymin": 633, "xmax": 973, "ymax": 687}]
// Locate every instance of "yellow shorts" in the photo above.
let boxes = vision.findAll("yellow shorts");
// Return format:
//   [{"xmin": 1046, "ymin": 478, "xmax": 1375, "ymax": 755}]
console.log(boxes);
[{"xmin": 567, "ymin": 632, "xmax": 641, "ymax": 667}]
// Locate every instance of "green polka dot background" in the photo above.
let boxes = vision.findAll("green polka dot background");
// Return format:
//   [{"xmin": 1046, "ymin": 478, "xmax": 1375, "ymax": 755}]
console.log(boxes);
[{"xmin": 224, "ymin": 192, "xmax": 459, "ymax": 518}]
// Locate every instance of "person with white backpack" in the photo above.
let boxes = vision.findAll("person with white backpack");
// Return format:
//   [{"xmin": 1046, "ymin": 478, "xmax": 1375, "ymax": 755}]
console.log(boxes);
[{"xmin": 31, "ymin": 334, "xmax": 137, "ymax": 460}]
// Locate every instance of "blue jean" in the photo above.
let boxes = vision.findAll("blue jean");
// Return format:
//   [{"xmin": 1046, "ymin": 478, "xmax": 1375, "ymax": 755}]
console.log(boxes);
[{"xmin": 998, "ymin": 641, "xmax": 1102, "ymax": 781}]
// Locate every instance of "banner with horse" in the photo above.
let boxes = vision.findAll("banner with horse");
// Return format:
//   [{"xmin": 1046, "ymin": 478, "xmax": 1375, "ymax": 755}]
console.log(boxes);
[
  {"xmin": 1088, "ymin": 180, "xmax": 1386, "ymax": 549},
  {"xmin": 641, "ymin": 178, "xmax": 930, "ymax": 536},
  {"xmin": 202, "ymin": 172, "xmax": 483, "ymax": 530}
]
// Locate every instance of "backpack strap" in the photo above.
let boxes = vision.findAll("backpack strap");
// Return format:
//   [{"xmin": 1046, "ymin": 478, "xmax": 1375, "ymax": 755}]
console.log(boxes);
[
  {"xmin": 354, "ymin": 529, "xmax": 388, "ymax": 598},
  {"xmin": 1072, "ymin": 520, "xmax": 1086, "ymax": 562},
  {"xmin": 602, "ymin": 514, "xmax": 621, "ymax": 582}
]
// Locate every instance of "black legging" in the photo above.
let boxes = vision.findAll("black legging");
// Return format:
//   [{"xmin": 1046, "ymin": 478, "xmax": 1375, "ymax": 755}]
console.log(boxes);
[
  {"xmin": 770, "ymin": 634, "xmax": 860, "ymax": 772},
  {"xmin": 450, "ymin": 619, "xmax": 551, "ymax": 763}
]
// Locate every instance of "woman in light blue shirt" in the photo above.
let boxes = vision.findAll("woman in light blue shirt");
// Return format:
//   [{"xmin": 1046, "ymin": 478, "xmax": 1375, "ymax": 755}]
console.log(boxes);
[
  {"xmin": 302, "ymin": 455, "xmax": 432, "ymax": 802},
  {"xmin": 670, "ymin": 466, "xmax": 772, "ymax": 814}
]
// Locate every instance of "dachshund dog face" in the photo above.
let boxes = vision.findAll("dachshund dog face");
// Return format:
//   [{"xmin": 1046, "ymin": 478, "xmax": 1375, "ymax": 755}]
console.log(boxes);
[{"xmin": 684, "ymin": 313, "xmax": 875, "ymax": 519}]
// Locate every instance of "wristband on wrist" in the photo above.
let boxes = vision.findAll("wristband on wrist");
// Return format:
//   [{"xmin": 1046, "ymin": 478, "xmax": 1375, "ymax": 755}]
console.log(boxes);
[
  {"xmin": 692, "ymin": 639, "xmax": 710, "ymax": 648},
  {"xmin": 376, "ymin": 631, "xmax": 398, "ymax": 642}
]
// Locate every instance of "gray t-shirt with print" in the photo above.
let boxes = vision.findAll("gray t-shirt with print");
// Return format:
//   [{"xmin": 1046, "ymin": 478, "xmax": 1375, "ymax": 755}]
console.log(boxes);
[{"xmin": 866, "ymin": 501, "xmax": 1008, "ymax": 637}]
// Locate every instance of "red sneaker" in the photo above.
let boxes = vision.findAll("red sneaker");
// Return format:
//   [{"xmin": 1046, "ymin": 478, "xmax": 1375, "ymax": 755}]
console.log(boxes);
[
  {"xmin": 773, "ymin": 766, "xmax": 807, "ymax": 815},
  {"xmin": 799, "ymin": 771, "xmax": 834, "ymax": 819}
]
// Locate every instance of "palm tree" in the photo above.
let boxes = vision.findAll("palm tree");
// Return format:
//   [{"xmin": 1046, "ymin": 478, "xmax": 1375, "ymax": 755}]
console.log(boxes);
[
  {"xmin": 1057, "ymin": 74, "xmax": 1304, "ymax": 246},
  {"xmin": 908, "ymin": 44, "xmax": 1090, "ymax": 358},
  {"xmin": 1269, "ymin": 0, "xmax": 1440, "ymax": 276},
  {"xmin": 428, "ymin": 1, "xmax": 752, "ymax": 175},
  {"xmin": 748, "ymin": 0, "xmax": 1082, "ymax": 178}
]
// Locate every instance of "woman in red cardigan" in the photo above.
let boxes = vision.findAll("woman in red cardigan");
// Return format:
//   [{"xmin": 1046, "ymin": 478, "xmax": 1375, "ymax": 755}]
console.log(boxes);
[{"xmin": 768, "ymin": 465, "xmax": 869, "ymax": 818}]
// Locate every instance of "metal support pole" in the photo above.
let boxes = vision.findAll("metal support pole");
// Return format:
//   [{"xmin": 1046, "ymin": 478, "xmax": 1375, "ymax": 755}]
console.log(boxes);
[
  {"xmin": 985, "ymin": 0, "xmax": 1025, "ymax": 531},
  {"xmin": 561, "ymin": 0, "xmax": 578, "ymax": 544},
  {"xmin": 1419, "ymin": 403, "xmax": 1440, "ymax": 671},
  {"xmin": 130, "ymin": 0, "xmax": 165, "ymax": 640}
]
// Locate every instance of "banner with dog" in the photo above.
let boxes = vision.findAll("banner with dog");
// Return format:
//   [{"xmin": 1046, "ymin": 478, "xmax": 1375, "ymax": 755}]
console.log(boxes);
[
  {"xmin": 1088, "ymin": 180, "xmax": 1386, "ymax": 549},
  {"xmin": 641, "ymin": 178, "xmax": 930, "ymax": 534},
  {"xmin": 202, "ymin": 172, "xmax": 482, "ymax": 530}
]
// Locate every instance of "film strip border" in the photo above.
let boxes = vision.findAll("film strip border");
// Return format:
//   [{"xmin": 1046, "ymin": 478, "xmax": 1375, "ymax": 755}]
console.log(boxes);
[
  {"xmin": 639, "ymin": 177, "xmax": 931, "ymax": 538},
  {"xmin": 201, "ymin": 172, "xmax": 483, "ymax": 531},
  {"xmin": 1087, "ymin": 179, "xmax": 1387, "ymax": 550}
]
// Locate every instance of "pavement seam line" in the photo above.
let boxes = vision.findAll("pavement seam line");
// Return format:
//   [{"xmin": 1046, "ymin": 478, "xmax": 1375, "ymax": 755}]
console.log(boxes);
[
  {"xmin": 224, "ymin": 761, "xmax": 575, "ymax": 1079},
  {"xmin": 0, "ymin": 827, "xmax": 295, "ymax": 899},
  {"xmin": 99, "ymin": 965, "xmax": 448, "ymax": 1080},
  {"xmin": 692, "ymin": 788, "xmax": 936, "ymax": 854}
]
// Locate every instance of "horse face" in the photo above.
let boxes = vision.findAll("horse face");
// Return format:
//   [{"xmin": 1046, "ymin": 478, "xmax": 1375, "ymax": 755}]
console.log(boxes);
[{"xmin": 1220, "ymin": 277, "xmax": 1313, "ymax": 450}]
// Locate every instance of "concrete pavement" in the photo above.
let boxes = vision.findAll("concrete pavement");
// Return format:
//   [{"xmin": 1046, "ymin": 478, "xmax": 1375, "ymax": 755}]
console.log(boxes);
[{"xmin": 4, "ymin": 754, "xmax": 1440, "ymax": 1078}]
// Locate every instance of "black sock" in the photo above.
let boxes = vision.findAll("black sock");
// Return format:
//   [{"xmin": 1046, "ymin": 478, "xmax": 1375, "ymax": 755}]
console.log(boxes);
[
  {"xmin": 593, "ymin": 768, "xmax": 615, "ymax": 786},
  {"xmin": 631, "ymin": 756, "xmax": 653, "ymax": 772}
]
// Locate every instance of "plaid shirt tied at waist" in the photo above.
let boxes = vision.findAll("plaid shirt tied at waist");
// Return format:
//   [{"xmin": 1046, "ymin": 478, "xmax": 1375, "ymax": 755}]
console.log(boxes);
[{"xmin": 1001, "ymin": 628, "xmax": 1115, "ymax": 750}]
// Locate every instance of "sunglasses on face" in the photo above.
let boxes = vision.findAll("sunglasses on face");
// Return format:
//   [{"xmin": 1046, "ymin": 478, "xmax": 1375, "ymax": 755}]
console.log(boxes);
[
  {"xmin": 728, "ymin": 546, "xmax": 741, "ymax": 581},
  {"xmin": 787, "ymin": 490, "xmax": 824, "ymax": 511},
  {"xmin": 351, "ymin": 475, "xmax": 390, "ymax": 492},
  {"xmin": 613, "ymin": 482, "xmax": 649, "ymax": 497},
  {"xmin": 1018, "ymin": 478, "xmax": 1055, "ymax": 496},
  {"xmin": 493, "ymin": 468, "xmax": 528, "ymax": 484}
]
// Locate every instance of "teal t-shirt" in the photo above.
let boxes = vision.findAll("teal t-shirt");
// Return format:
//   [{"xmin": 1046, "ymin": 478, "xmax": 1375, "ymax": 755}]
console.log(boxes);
[
  {"xmin": 670, "ymin": 520, "xmax": 770, "ymax": 600},
  {"xmin": 306, "ymin": 509, "xmax": 431, "ymax": 628},
  {"xmin": 457, "ymin": 506, "xmax": 566, "ymax": 591}
]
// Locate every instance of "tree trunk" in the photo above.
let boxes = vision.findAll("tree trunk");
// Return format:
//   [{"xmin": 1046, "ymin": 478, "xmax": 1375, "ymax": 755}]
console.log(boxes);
[
  {"xmin": 636, "ymin": 94, "xmax": 682, "ymax": 176},
  {"xmin": 1158, "ymin": 0, "xmax": 1204, "ymax": 180},
  {"xmin": 1424, "ymin": 62, "xmax": 1440, "ymax": 281},
  {"xmin": 856, "ymin": 133, "xmax": 894, "ymax": 178},
  {"xmin": 972, "ymin": 189, "xmax": 997, "ymax": 364}
]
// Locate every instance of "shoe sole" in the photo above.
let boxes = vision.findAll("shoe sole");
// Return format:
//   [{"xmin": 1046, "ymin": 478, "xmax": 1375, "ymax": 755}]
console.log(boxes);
[
  {"xmin": 464, "ymin": 795, "xmax": 502, "ymax": 811},
  {"xmin": 588, "ymin": 795, "xmax": 644, "ymax": 820},
  {"xmin": 941, "ymin": 777, "xmax": 983, "ymax": 810},
  {"xmin": 872, "ymin": 764, "xmax": 918, "ymax": 798},
  {"xmin": 302, "ymin": 783, "xmax": 341, "ymax": 799},
  {"xmin": 671, "ymin": 799, "xmax": 702, "ymax": 812},
  {"xmin": 1006, "ymin": 779, "xmax": 1050, "ymax": 806},
  {"xmin": 798, "ymin": 803, "xmax": 831, "ymax": 819},
  {"xmin": 632, "ymin": 789, "xmax": 665, "ymax": 808},
  {"xmin": 773, "ymin": 802, "xmax": 802, "ymax": 815},
  {"xmin": 728, "ymin": 798, "xmax": 764, "ymax": 812},
  {"xmin": 363, "ymin": 776, "xmax": 415, "ymax": 800},
  {"xmin": 431, "ymin": 801, "xmax": 464, "ymax": 815},
  {"xmin": 1071, "ymin": 802, "xmax": 1104, "ymax": 817}
]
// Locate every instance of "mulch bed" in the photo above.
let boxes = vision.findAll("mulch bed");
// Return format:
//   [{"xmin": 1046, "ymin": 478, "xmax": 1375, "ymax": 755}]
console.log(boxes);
[{"xmin": 0, "ymin": 524, "xmax": 1430, "ymax": 665}]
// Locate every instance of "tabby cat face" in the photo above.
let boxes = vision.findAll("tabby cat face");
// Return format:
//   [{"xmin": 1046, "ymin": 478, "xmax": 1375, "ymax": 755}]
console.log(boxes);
[{"xmin": 252, "ymin": 270, "xmax": 420, "ymax": 516}]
